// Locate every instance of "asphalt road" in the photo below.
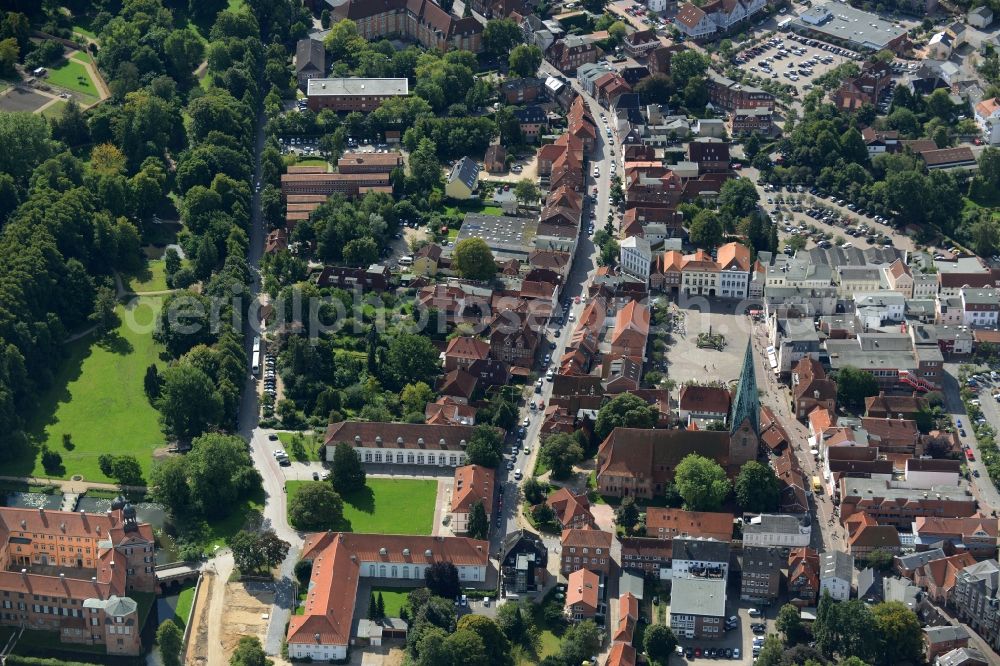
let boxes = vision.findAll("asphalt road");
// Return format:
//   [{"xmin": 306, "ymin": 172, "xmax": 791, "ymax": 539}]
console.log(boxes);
[
  {"xmin": 942, "ymin": 362, "xmax": 1000, "ymax": 514},
  {"xmin": 494, "ymin": 64, "xmax": 611, "ymax": 554}
]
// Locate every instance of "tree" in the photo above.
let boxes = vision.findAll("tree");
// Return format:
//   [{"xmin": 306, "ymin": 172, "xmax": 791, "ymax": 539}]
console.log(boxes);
[
  {"xmin": 532, "ymin": 502, "xmax": 557, "ymax": 528},
  {"xmin": 386, "ymin": 333, "xmax": 441, "ymax": 389},
  {"xmin": 872, "ymin": 601, "xmax": 922, "ymax": 666},
  {"xmin": 522, "ymin": 477, "xmax": 547, "ymax": 504},
  {"xmin": 634, "ymin": 73, "xmax": 672, "ymax": 104},
  {"xmin": 377, "ymin": 592, "xmax": 386, "ymax": 620},
  {"xmin": 594, "ymin": 393, "xmax": 658, "ymax": 440},
  {"xmin": 230, "ymin": 636, "xmax": 272, "ymax": 666},
  {"xmin": 467, "ymin": 500, "xmax": 489, "ymax": 540},
  {"xmin": 157, "ymin": 620, "xmax": 183, "ymax": 666},
  {"xmin": 102, "ymin": 454, "xmax": 144, "ymax": 487},
  {"xmin": 452, "ymin": 237, "xmax": 497, "ymax": 281},
  {"xmin": 776, "ymin": 603, "xmax": 807, "ymax": 645},
  {"xmin": 457, "ymin": 614, "xmax": 512, "ymax": 666},
  {"xmin": 864, "ymin": 548, "xmax": 895, "ymax": 571},
  {"xmin": 229, "ymin": 529, "xmax": 290, "ymax": 574},
  {"xmin": 496, "ymin": 601, "xmax": 530, "ymax": 645},
  {"xmin": 615, "ymin": 496, "xmax": 640, "ymax": 534},
  {"xmin": 41, "ymin": 447, "xmax": 63, "ymax": 475},
  {"xmin": 513, "ymin": 178, "xmax": 541, "ymax": 204},
  {"xmin": 674, "ymin": 454, "xmax": 730, "ymax": 511},
  {"xmin": 465, "ymin": 425, "xmax": 504, "ymax": 467},
  {"xmin": 0, "ymin": 38, "xmax": 17, "ymax": 77},
  {"xmin": 719, "ymin": 178, "xmax": 760, "ymax": 222},
  {"xmin": 425, "ymin": 561, "xmax": 460, "ymax": 599},
  {"xmin": 157, "ymin": 362, "xmax": 224, "ymax": 442},
  {"xmin": 835, "ymin": 366, "xmax": 879, "ymax": 409},
  {"xmin": 331, "ymin": 441, "xmax": 367, "ymax": 494},
  {"xmin": 0, "ymin": 112, "xmax": 52, "ymax": 184},
  {"xmin": 540, "ymin": 433, "xmax": 584, "ymax": 480},
  {"xmin": 754, "ymin": 635, "xmax": 784, "ymax": 666},
  {"xmin": 688, "ymin": 209, "xmax": 724, "ymax": 248},
  {"xmin": 368, "ymin": 591, "xmax": 378, "ymax": 620},
  {"xmin": 608, "ymin": 20, "xmax": 628, "ymax": 44},
  {"xmin": 483, "ymin": 19, "xmax": 522, "ymax": 58},
  {"xmin": 509, "ymin": 44, "xmax": 543, "ymax": 78},
  {"xmin": 343, "ymin": 237, "xmax": 379, "ymax": 266},
  {"xmin": 670, "ymin": 50, "xmax": 709, "ymax": 89},
  {"xmin": 643, "ymin": 624, "xmax": 677, "ymax": 665},
  {"xmin": 971, "ymin": 213, "xmax": 1000, "ymax": 258},
  {"xmin": 734, "ymin": 461, "xmax": 781, "ymax": 513},
  {"xmin": 559, "ymin": 620, "xmax": 601, "ymax": 666},
  {"xmin": 401, "ymin": 381, "xmax": 435, "ymax": 415},
  {"xmin": 288, "ymin": 481, "xmax": 344, "ymax": 531}
]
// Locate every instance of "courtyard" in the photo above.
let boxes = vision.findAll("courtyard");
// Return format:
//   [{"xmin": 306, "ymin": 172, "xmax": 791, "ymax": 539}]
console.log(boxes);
[
  {"xmin": 661, "ymin": 298, "xmax": 755, "ymax": 389},
  {"xmin": 284, "ymin": 477, "xmax": 437, "ymax": 535}
]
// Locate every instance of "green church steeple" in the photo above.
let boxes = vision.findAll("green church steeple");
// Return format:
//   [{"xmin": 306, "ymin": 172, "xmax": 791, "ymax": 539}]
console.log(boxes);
[{"xmin": 729, "ymin": 340, "xmax": 760, "ymax": 436}]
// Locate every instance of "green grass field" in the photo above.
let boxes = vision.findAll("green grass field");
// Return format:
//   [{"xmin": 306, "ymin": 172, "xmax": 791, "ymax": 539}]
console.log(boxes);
[
  {"xmin": 39, "ymin": 100, "xmax": 68, "ymax": 119},
  {"xmin": 128, "ymin": 259, "xmax": 170, "ymax": 293},
  {"xmin": 46, "ymin": 58, "xmax": 98, "ymax": 98},
  {"xmin": 71, "ymin": 51, "xmax": 94, "ymax": 66},
  {"xmin": 295, "ymin": 158, "xmax": 331, "ymax": 168},
  {"xmin": 369, "ymin": 588, "xmax": 409, "ymax": 618},
  {"xmin": 172, "ymin": 584, "xmax": 196, "ymax": 629},
  {"xmin": 14, "ymin": 298, "xmax": 166, "ymax": 482},
  {"xmin": 286, "ymin": 478, "xmax": 437, "ymax": 534}
]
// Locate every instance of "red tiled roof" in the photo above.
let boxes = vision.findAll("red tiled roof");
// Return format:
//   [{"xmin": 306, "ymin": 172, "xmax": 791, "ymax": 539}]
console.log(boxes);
[
  {"xmin": 451, "ymin": 464, "xmax": 495, "ymax": 514},
  {"xmin": 561, "ymin": 527, "xmax": 613, "ymax": 549},
  {"xmin": 678, "ymin": 385, "xmax": 730, "ymax": 415},
  {"xmin": 566, "ymin": 567, "xmax": 600, "ymax": 612},
  {"xmin": 645, "ymin": 508, "xmax": 733, "ymax": 542},
  {"xmin": 445, "ymin": 336, "xmax": 490, "ymax": 362}
]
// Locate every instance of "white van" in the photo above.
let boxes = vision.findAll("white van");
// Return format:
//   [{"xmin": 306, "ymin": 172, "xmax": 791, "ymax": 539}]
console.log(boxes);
[
  {"xmin": 514, "ymin": 469, "xmax": 523, "ymax": 480},
  {"xmin": 398, "ymin": 255, "xmax": 414, "ymax": 267}
]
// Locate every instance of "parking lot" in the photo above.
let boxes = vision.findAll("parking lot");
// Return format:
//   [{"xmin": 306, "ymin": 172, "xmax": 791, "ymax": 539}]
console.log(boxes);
[
  {"xmin": 672, "ymin": 603, "xmax": 776, "ymax": 663},
  {"xmin": 733, "ymin": 33, "xmax": 864, "ymax": 100},
  {"xmin": 0, "ymin": 86, "xmax": 51, "ymax": 113}
]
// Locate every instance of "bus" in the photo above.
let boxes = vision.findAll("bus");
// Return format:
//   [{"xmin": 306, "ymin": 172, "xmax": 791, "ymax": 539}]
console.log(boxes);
[
  {"xmin": 811, "ymin": 476, "xmax": 822, "ymax": 494},
  {"xmin": 251, "ymin": 336, "xmax": 261, "ymax": 376}
]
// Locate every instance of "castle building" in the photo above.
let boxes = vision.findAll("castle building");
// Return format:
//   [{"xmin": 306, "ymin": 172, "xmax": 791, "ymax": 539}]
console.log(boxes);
[{"xmin": 0, "ymin": 499, "xmax": 156, "ymax": 656}]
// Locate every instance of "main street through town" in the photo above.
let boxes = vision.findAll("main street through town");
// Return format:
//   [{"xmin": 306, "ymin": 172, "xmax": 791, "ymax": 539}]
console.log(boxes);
[{"xmin": 496, "ymin": 64, "xmax": 612, "ymax": 554}]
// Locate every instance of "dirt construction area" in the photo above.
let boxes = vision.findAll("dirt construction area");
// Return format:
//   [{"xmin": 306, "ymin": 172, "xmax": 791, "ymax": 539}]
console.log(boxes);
[{"xmin": 188, "ymin": 576, "xmax": 291, "ymax": 666}]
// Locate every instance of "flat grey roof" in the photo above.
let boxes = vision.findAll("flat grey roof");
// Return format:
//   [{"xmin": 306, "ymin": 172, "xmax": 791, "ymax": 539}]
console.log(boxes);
[
  {"xmin": 793, "ymin": 3, "xmax": 907, "ymax": 50},
  {"xmin": 307, "ymin": 78, "xmax": 409, "ymax": 97},
  {"xmin": 840, "ymin": 478, "xmax": 971, "ymax": 502},
  {"xmin": 454, "ymin": 213, "xmax": 538, "ymax": 260},
  {"xmin": 670, "ymin": 577, "xmax": 727, "ymax": 617}
]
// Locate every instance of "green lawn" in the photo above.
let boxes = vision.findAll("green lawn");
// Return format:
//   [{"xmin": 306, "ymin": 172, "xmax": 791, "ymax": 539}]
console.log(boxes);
[
  {"xmin": 128, "ymin": 259, "xmax": 170, "ymax": 293},
  {"xmin": 443, "ymin": 200, "xmax": 503, "ymax": 217},
  {"xmin": 205, "ymin": 492, "xmax": 264, "ymax": 549},
  {"xmin": 286, "ymin": 478, "xmax": 437, "ymax": 534},
  {"xmin": 39, "ymin": 100, "xmax": 68, "ymax": 119},
  {"xmin": 276, "ymin": 432, "xmax": 323, "ymax": 462},
  {"xmin": 46, "ymin": 58, "xmax": 98, "ymax": 98},
  {"xmin": 13, "ymin": 298, "xmax": 166, "ymax": 482},
  {"xmin": 295, "ymin": 158, "xmax": 331, "ymax": 168},
  {"xmin": 173, "ymin": 584, "xmax": 196, "ymax": 629},
  {"xmin": 370, "ymin": 587, "xmax": 409, "ymax": 618},
  {"xmin": 71, "ymin": 51, "xmax": 94, "ymax": 66}
]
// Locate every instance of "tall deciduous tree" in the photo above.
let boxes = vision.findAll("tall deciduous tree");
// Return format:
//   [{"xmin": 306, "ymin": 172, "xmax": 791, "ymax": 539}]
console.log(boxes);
[
  {"xmin": 594, "ymin": 393, "xmax": 658, "ymax": 440},
  {"xmin": 734, "ymin": 461, "xmax": 781, "ymax": 513},
  {"xmin": 157, "ymin": 620, "xmax": 183, "ymax": 666},
  {"xmin": 465, "ymin": 425, "xmax": 504, "ymax": 467},
  {"xmin": 156, "ymin": 362, "xmax": 224, "ymax": 441},
  {"xmin": 230, "ymin": 635, "xmax": 273, "ymax": 666},
  {"xmin": 452, "ymin": 237, "xmax": 497, "ymax": 282},
  {"xmin": 425, "ymin": 561, "xmax": 461, "ymax": 599},
  {"xmin": 467, "ymin": 500, "xmax": 489, "ymax": 540},
  {"xmin": 288, "ymin": 481, "xmax": 344, "ymax": 530},
  {"xmin": 508, "ymin": 44, "xmax": 543, "ymax": 78},
  {"xmin": 331, "ymin": 441, "xmax": 367, "ymax": 495},
  {"xmin": 674, "ymin": 454, "xmax": 730, "ymax": 511},
  {"xmin": 540, "ymin": 433, "xmax": 584, "ymax": 480},
  {"xmin": 643, "ymin": 624, "xmax": 678, "ymax": 665},
  {"xmin": 835, "ymin": 366, "xmax": 879, "ymax": 409}
]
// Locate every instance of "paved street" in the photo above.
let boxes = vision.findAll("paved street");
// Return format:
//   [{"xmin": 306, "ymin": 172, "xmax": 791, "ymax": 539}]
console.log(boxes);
[{"xmin": 943, "ymin": 362, "xmax": 1000, "ymax": 514}]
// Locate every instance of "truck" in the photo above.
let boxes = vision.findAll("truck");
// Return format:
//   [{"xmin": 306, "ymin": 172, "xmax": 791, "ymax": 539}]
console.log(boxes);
[{"xmin": 251, "ymin": 336, "xmax": 261, "ymax": 376}]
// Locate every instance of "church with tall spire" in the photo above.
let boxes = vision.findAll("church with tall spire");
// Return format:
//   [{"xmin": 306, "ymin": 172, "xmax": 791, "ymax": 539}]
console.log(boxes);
[
  {"xmin": 727, "ymin": 341, "xmax": 761, "ymax": 467},
  {"xmin": 595, "ymin": 339, "xmax": 763, "ymax": 499}
]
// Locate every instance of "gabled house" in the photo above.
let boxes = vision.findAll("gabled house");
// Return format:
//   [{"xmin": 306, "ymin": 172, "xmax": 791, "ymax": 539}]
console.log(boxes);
[
  {"xmin": 623, "ymin": 29, "xmax": 658, "ymax": 58},
  {"xmin": 791, "ymin": 357, "xmax": 837, "ymax": 420},
  {"xmin": 565, "ymin": 568, "xmax": 600, "ymax": 620},
  {"xmin": 446, "ymin": 157, "xmax": 480, "ymax": 200},
  {"xmin": 547, "ymin": 487, "xmax": 596, "ymax": 530},
  {"xmin": 500, "ymin": 529, "xmax": 548, "ymax": 594},
  {"xmin": 295, "ymin": 38, "xmax": 326, "ymax": 89},
  {"xmin": 561, "ymin": 528, "xmax": 614, "ymax": 575},
  {"xmin": 450, "ymin": 464, "xmax": 495, "ymax": 534},
  {"xmin": 443, "ymin": 336, "xmax": 491, "ymax": 371}
]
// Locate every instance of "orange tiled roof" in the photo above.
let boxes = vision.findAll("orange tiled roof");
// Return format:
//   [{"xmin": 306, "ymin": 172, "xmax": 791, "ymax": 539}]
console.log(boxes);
[{"xmin": 451, "ymin": 464, "xmax": 495, "ymax": 514}]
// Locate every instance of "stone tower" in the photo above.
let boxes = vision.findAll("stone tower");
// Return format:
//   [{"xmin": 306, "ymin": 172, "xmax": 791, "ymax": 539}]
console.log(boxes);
[{"xmin": 728, "ymin": 341, "xmax": 760, "ymax": 467}]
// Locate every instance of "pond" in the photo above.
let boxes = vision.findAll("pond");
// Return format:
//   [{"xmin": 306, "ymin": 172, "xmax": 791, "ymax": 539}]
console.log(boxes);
[
  {"xmin": 4, "ymin": 492, "xmax": 63, "ymax": 509},
  {"xmin": 74, "ymin": 496, "xmax": 168, "ymax": 529}
]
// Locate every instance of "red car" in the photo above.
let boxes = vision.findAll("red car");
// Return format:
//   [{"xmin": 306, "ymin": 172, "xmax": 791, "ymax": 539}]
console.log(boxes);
[{"xmin": 966, "ymin": 449, "xmax": 976, "ymax": 462}]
